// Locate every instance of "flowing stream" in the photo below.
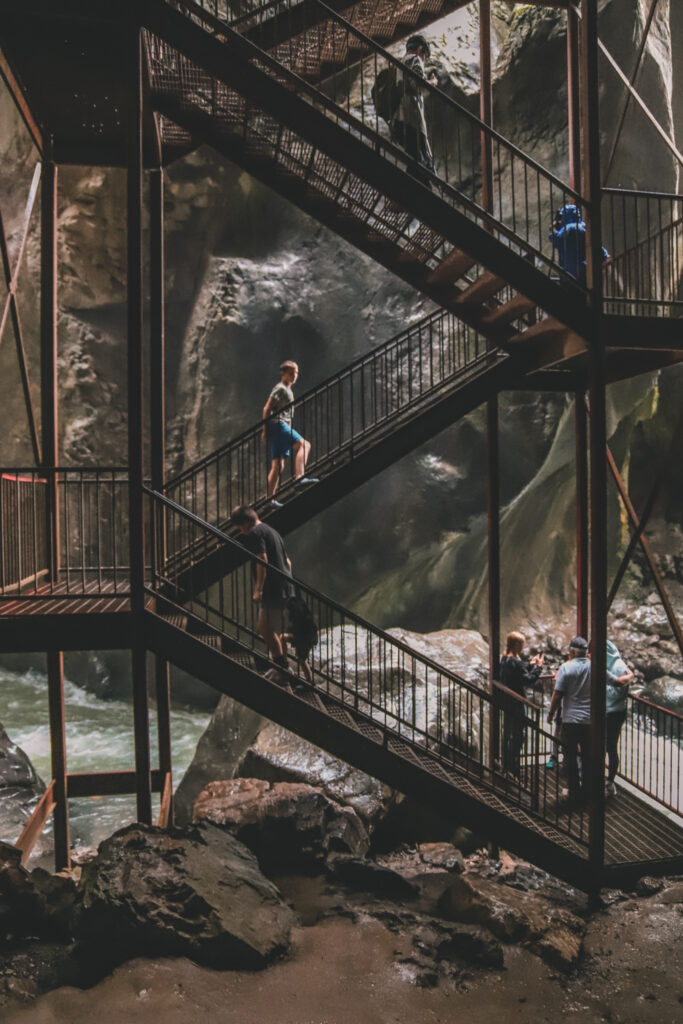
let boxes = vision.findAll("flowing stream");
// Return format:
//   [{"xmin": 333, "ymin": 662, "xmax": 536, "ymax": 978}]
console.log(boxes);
[{"xmin": 0, "ymin": 666, "xmax": 210, "ymax": 861}]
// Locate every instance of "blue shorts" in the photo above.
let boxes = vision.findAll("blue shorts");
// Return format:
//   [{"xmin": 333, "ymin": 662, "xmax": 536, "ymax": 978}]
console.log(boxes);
[{"xmin": 267, "ymin": 420, "xmax": 303, "ymax": 462}]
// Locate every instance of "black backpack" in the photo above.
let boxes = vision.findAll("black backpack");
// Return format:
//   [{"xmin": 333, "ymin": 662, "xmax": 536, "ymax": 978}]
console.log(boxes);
[{"xmin": 371, "ymin": 64, "xmax": 401, "ymax": 123}]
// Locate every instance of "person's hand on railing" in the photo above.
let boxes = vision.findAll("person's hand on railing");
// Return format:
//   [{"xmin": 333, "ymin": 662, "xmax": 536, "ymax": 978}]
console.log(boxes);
[{"xmin": 253, "ymin": 586, "xmax": 263, "ymax": 602}]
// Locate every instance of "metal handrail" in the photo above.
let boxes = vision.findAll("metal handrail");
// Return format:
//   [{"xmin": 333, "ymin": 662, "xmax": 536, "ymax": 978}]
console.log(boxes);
[
  {"xmin": 170, "ymin": 0, "xmax": 584, "ymax": 197},
  {"xmin": 151, "ymin": 486, "xmax": 487, "ymax": 699},
  {"xmin": 165, "ymin": 307, "xmax": 492, "ymax": 495},
  {"xmin": 603, "ymin": 186, "xmax": 683, "ymax": 203},
  {"xmin": 149, "ymin": 486, "xmax": 589, "ymax": 843},
  {"xmin": 157, "ymin": 0, "xmax": 586, "ymax": 278}
]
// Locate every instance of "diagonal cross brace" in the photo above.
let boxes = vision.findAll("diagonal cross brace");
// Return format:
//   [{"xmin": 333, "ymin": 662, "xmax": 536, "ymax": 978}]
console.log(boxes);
[
  {"xmin": 606, "ymin": 446, "xmax": 683, "ymax": 658},
  {"xmin": 607, "ymin": 407, "xmax": 683, "ymax": 616},
  {"xmin": 0, "ymin": 162, "xmax": 43, "ymax": 464},
  {"xmin": 0, "ymin": 162, "xmax": 41, "ymax": 345}
]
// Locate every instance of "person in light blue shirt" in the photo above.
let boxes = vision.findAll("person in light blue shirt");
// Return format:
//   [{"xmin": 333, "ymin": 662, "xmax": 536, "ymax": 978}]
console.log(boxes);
[
  {"xmin": 547, "ymin": 636, "xmax": 592, "ymax": 805},
  {"xmin": 605, "ymin": 640, "xmax": 633, "ymax": 797}
]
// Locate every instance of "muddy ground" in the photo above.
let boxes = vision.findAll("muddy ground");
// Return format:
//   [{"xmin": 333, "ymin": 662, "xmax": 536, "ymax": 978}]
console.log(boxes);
[{"xmin": 2, "ymin": 872, "xmax": 682, "ymax": 1024}]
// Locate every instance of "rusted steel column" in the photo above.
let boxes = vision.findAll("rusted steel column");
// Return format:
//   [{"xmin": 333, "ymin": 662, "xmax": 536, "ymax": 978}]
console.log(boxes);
[
  {"xmin": 580, "ymin": 0, "xmax": 606, "ymax": 884},
  {"xmin": 150, "ymin": 166, "xmax": 172, "ymax": 821},
  {"xmin": 132, "ymin": 646, "xmax": 152, "ymax": 824},
  {"xmin": 575, "ymin": 391, "xmax": 588, "ymax": 637},
  {"xmin": 128, "ymin": 24, "xmax": 151, "ymax": 824},
  {"xmin": 47, "ymin": 650, "xmax": 70, "ymax": 870},
  {"xmin": 40, "ymin": 153, "xmax": 59, "ymax": 581},
  {"xmin": 128, "ymin": 24, "xmax": 146, "ymax": 617},
  {"xmin": 487, "ymin": 394, "xmax": 500, "ymax": 774},
  {"xmin": 567, "ymin": 5, "xmax": 581, "ymax": 194},
  {"xmin": 479, "ymin": 0, "xmax": 494, "ymax": 215}
]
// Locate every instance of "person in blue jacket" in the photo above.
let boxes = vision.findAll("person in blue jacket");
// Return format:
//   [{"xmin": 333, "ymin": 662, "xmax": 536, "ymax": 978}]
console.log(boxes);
[
  {"xmin": 605, "ymin": 640, "xmax": 634, "ymax": 797},
  {"xmin": 550, "ymin": 204, "xmax": 609, "ymax": 285}
]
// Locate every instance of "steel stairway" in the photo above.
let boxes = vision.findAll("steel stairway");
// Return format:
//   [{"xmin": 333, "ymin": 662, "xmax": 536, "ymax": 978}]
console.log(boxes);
[
  {"xmin": 143, "ymin": 0, "xmax": 594, "ymax": 368},
  {"xmin": 162, "ymin": 305, "xmax": 575, "ymax": 595},
  {"xmin": 145, "ymin": 489, "xmax": 683, "ymax": 892}
]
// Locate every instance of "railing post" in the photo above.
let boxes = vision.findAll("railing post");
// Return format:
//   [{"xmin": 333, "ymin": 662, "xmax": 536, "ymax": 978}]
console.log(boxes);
[
  {"xmin": 47, "ymin": 650, "xmax": 70, "ymax": 870},
  {"xmin": 40, "ymin": 146, "xmax": 59, "ymax": 582},
  {"xmin": 567, "ymin": 4, "xmax": 581, "ymax": 195},
  {"xmin": 479, "ymin": 0, "xmax": 494, "ymax": 215},
  {"xmin": 128, "ymin": 20, "xmax": 151, "ymax": 824},
  {"xmin": 575, "ymin": 391, "xmax": 588, "ymax": 636},
  {"xmin": 150, "ymin": 165, "xmax": 172, "ymax": 824},
  {"xmin": 487, "ymin": 393, "xmax": 500, "ymax": 773},
  {"xmin": 580, "ymin": 0, "xmax": 606, "ymax": 888}
]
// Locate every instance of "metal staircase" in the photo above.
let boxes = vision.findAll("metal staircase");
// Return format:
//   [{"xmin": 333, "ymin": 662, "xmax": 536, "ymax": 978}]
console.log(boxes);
[
  {"xmin": 144, "ymin": 0, "xmax": 593, "ymax": 365},
  {"xmin": 145, "ymin": 488, "xmax": 683, "ymax": 891}
]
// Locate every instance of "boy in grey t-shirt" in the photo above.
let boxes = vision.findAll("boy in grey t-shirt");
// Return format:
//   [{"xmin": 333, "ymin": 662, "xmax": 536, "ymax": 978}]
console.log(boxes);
[{"xmin": 261, "ymin": 360, "xmax": 318, "ymax": 508}]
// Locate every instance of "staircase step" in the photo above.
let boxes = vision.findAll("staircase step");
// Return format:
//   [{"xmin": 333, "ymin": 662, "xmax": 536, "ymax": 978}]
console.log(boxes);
[
  {"xmin": 481, "ymin": 293, "xmax": 537, "ymax": 326},
  {"xmin": 161, "ymin": 611, "xmax": 188, "ymax": 632},
  {"xmin": 507, "ymin": 316, "xmax": 566, "ymax": 346},
  {"xmin": 427, "ymin": 247, "xmax": 476, "ymax": 285},
  {"xmin": 194, "ymin": 630, "xmax": 222, "ymax": 649},
  {"xmin": 455, "ymin": 271, "xmax": 506, "ymax": 306}
]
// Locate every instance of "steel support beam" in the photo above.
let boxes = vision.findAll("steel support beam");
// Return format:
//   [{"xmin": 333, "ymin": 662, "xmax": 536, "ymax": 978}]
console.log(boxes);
[
  {"xmin": 567, "ymin": 5, "xmax": 581, "ymax": 193},
  {"xmin": 479, "ymin": 0, "xmax": 493, "ymax": 215},
  {"xmin": 41, "ymin": 154, "xmax": 60, "ymax": 580},
  {"xmin": 580, "ymin": 0, "xmax": 606, "ymax": 886},
  {"xmin": 150, "ymin": 165, "xmax": 172, "ymax": 822},
  {"xmin": 487, "ymin": 394, "xmax": 500, "ymax": 771},
  {"xmin": 47, "ymin": 650, "xmax": 70, "ymax": 870},
  {"xmin": 128, "ymin": 23, "xmax": 151, "ymax": 824},
  {"xmin": 575, "ymin": 392, "xmax": 588, "ymax": 636}
]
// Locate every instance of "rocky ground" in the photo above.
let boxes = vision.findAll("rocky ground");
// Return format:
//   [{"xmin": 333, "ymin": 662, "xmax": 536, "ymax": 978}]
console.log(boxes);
[{"xmin": 1, "ymin": 831, "xmax": 682, "ymax": 1023}]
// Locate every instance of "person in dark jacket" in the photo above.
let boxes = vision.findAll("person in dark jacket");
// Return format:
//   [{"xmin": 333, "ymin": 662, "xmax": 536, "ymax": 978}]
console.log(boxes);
[
  {"xmin": 390, "ymin": 34, "xmax": 436, "ymax": 181},
  {"xmin": 550, "ymin": 204, "xmax": 609, "ymax": 285},
  {"xmin": 498, "ymin": 631, "xmax": 544, "ymax": 777}
]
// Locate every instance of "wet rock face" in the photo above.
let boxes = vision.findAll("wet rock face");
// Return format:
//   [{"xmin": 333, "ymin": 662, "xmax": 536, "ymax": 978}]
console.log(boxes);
[
  {"xmin": 174, "ymin": 694, "xmax": 263, "ymax": 825},
  {"xmin": 236, "ymin": 721, "xmax": 387, "ymax": 826},
  {"xmin": 438, "ymin": 873, "xmax": 585, "ymax": 970},
  {"xmin": 317, "ymin": 625, "xmax": 488, "ymax": 756},
  {"xmin": 0, "ymin": 724, "xmax": 47, "ymax": 852},
  {"xmin": 0, "ymin": 842, "xmax": 79, "ymax": 942},
  {"xmin": 193, "ymin": 779, "xmax": 369, "ymax": 873},
  {"xmin": 79, "ymin": 823, "xmax": 296, "ymax": 970}
]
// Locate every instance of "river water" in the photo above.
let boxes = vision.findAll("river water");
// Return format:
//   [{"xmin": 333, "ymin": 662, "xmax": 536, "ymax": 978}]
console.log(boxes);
[{"xmin": 0, "ymin": 666, "xmax": 210, "ymax": 860}]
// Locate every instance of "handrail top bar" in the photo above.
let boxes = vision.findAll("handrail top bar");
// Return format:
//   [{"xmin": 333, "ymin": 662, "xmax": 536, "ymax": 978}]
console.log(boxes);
[
  {"xmin": 165, "ymin": 328, "xmax": 497, "ymax": 488},
  {"xmin": 148, "ymin": 487, "xmax": 489, "ymax": 699},
  {"xmin": 631, "ymin": 691, "xmax": 683, "ymax": 723},
  {"xmin": 602, "ymin": 187, "xmax": 683, "ymax": 202},
  {"xmin": 0, "ymin": 466, "xmax": 130, "ymax": 474},
  {"xmin": 161, "ymin": 0, "xmax": 585, "ymax": 203}
]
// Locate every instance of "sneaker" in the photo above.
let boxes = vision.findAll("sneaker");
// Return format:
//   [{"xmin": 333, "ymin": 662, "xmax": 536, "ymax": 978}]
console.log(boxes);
[
  {"xmin": 263, "ymin": 667, "xmax": 289, "ymax": 686},
  {"xmin": 267, "ymin": 498, "xmax": 284, "ymax": 509},
  {"xmin": 605, "ymin": 780, "xmax": 616, "ymax": 797},
  {"xmin": 294, "ymin": 476, "xmax": 320, "ymax": 487},
  {"xmin": 545, "ymin": 756, "xmax": 558, "ymax": 769}
]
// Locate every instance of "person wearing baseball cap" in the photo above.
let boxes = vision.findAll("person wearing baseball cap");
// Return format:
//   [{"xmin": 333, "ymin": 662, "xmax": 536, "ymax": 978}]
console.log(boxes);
[{"xmin": 547, "ymin": 636, "xmax": 591, "ymax": 807}]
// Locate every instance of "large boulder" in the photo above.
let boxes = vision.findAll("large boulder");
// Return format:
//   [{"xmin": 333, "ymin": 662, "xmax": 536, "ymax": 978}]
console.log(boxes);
[
  {"xmin": 193, "ymin": 779, "xmax": 369, "ymax": 873},
  {"xmin": 174, "ymin": 695, "xmax": 264, "ymax": 824},
  {"xmin": 0, "ymin": 843, "xmax": 79, "ymax": 941},
  {"xmin": 237, "ymin": 722, "xmax": 387, "ymax": 827},
  {"xmin": 79, "ymin": 823, "xmax": 296, "ymax": 969},
  {"xmin": 438, "ymin": 873, "xmax": 585, "ymax": 970},
  {"xmin": 0, "ymin": 724, "xmax": 47, "ymax": 853},
  {"xmin": 316, "ymin": 625, "xmax": 487, "ymax": 758}
]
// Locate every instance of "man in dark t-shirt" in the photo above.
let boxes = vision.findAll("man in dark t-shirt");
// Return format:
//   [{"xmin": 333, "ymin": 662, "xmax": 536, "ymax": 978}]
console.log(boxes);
[{"xmin": 231, "ymin": 505, "xmax": 294, "ymax": 671}]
